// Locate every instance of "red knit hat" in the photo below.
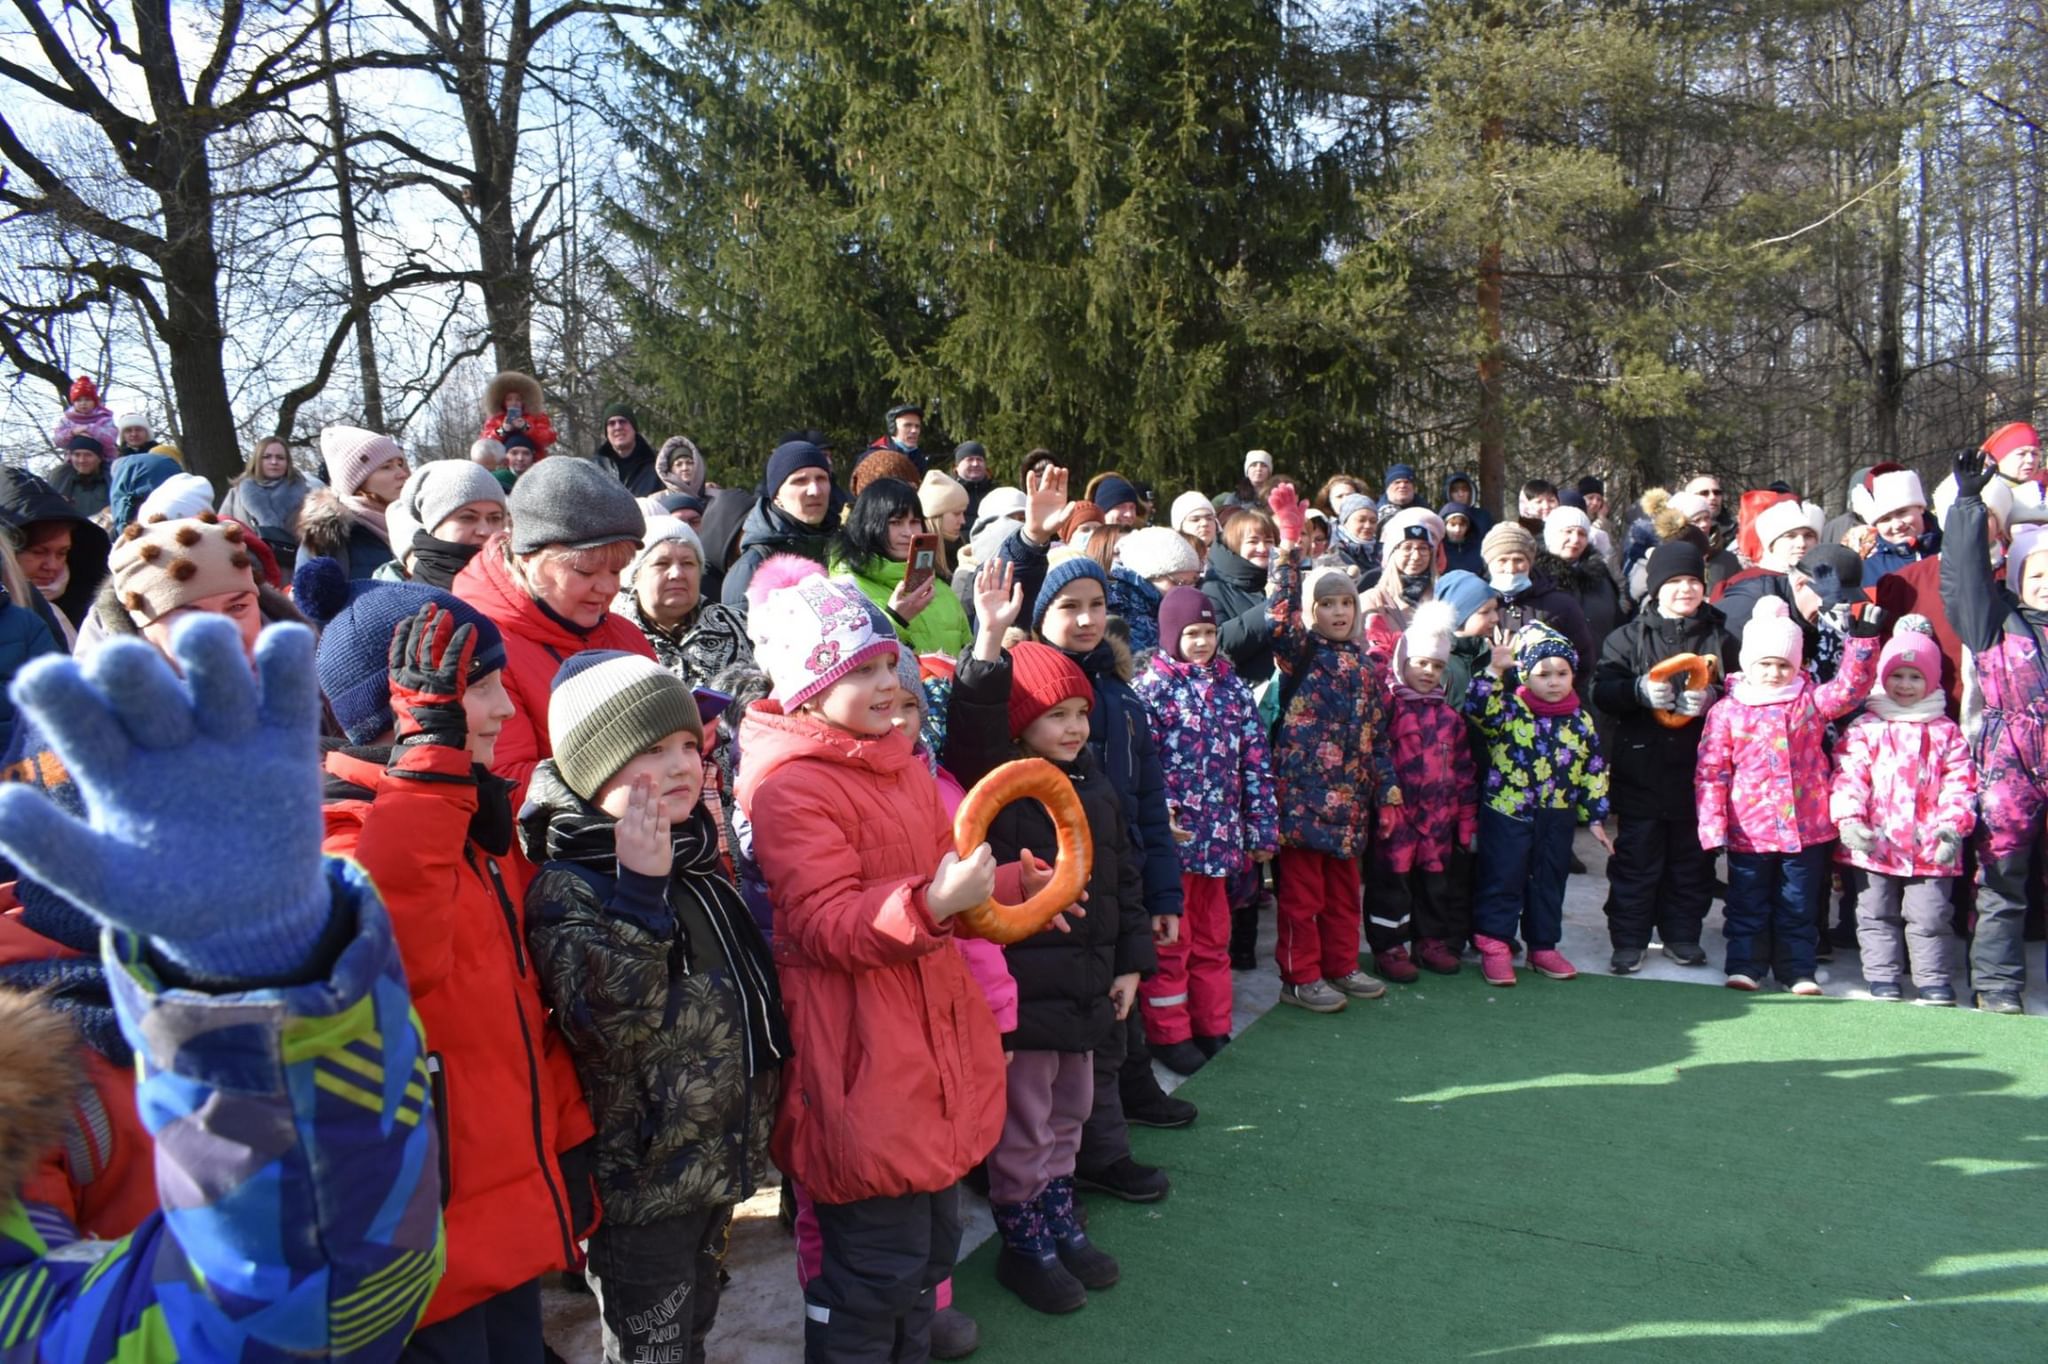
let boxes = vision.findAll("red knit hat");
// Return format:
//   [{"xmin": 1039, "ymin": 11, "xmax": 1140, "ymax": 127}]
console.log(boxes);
[
  {"xmin": 1007, "ymin": 641, "xmax": 1092, "ymax": 740},
  {"xmin": 67, "ymin": 375, "xmax": 99, "ymax": 405},
  {"xmin": 1983, "ymin": 422, "xmax": 2039, "ymax": 463}
]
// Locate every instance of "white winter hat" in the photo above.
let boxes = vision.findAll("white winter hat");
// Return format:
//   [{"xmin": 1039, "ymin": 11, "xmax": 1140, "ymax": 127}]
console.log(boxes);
[
  {"xmin": 113, "ymin": 411, "xmax": 150, "ymax": 434},
  {"xmin": 1380, "ymin": 505, "xmax": 1445, "ymax": 548},
  {"xmin": 136, "ymin": 472, "xmax": 216, "ymax": 524},
  {"xmin": 1398, "ymin": 599, "xmax": 1456, "ymax": 669},
  {"xmin": 1666, "ymin": 490, "xmax": 1710, "ymax": 521},
  {"xmin": 1171, "ymin": 490, "xmax": 1217, "ymax": 532},
  {"xmin": 1739, "ymin": 595, "xmax": 1804, "ymax": 672},
  {"xmin": 624, "ymin": 515, "xmax": 705, "ymax": 589},
  {"xmin": 321, "ymin": 424, "xmax": 406, "ymax": 495},
  {"xmin": 970, "ymin": 486, "xmax": 1027, "ymax": 537},
  {"xmin": 1243, "ymin": 449, "xmax": 1274, "ymax": 476},
  {"xmin": 1117, "ymin": 525, "xmax": 1199, "ymax": 582},
  {"xmin": 1542, "ymin": 505, "xmax": 1593, "ymax": 555},
  {"xmin": 1865, "ymin": 469, "xmax": 1927, "ymax": 522},
  {"xmin": 1754, "ymin": 499, "xmax": 1824, "ymax": 556}
]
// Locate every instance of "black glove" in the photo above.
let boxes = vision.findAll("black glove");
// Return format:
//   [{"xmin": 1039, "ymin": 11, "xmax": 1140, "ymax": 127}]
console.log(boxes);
[
  {"xmin": 1953, "ymin": 446, "xmax": 1996, "ymax": 496},
  {"xmin": 388, "ymin": 604, "xmax": 474, "ymax": 752},
  {"xmin": 1846, "ymin": 602, "xmax": 1886, "ymax": 639}
]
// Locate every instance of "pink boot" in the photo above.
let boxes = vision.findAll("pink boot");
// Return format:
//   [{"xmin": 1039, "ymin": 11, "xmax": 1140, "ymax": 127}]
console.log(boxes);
[
  {"xmin": 1528, "ymin": 948, "xmax": 1578, "ymax": 980},
  {"xmin": 1416, "ymin": 938, "xmax": 1462, "ymax": 975},
  {"xmin": 1474, "ymin": 934, "xmax": 1517, "ymax": 987}
]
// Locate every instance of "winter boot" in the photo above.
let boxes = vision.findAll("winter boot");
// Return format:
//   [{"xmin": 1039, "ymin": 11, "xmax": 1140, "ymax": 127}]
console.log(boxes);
[
  {"xmin": 1153, "ymin": 1039, "xmax": 1208, "ymax": 1077},
  {"xmin": 991, "ymin": 1199, "xmax": 1086, "ymax": 1314},
  {"xmin": 1192, "ymin": 1033, "xmax": 1231, "ymax": 1058},
  {"xmin": 1041, "ymin": 1177, "xmax": 1120, "ymax": 1289},
  {"xmin": 1474, "ymin": 934, "xmax": 1517, "ymax": 987},
  {"xmin": 930, "ymin": 1307, "xmax": 981, "ymax": 1359},
  {"xmin": 1375, "ymin": 944, "xmax": 1421, "ymax": 983},
  {"xmin": 1416, "ymin": 937, "xmax": 1462, "ymax": 974}
]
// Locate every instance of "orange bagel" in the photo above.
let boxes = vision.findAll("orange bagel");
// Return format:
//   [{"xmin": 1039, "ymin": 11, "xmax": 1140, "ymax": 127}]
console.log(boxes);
[
  {"xmin": 1647, "ymin": 653, "xmax": 1717, "ymax": 728},
  {"xmin": 950, "ymin": 758, "xmax": 1094, "ymax": 944}
]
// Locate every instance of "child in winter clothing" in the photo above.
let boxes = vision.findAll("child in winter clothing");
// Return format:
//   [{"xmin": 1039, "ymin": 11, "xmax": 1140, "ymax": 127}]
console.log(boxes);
[
  {"xmin": 1369, "ymin": 600, "xmax": 1479, "ymax": 979},
  {"xmin": 1592, "ymin": 540, "xmax": 1740, "ymax": 973},
  {"xmin": 1266, "ymin": 544, "xmax": 1401, "ymax": 1012},
  {"xmin": 1433, "ymin": 569, "xmax": 1504, "ymax": 708},
  {"xmin": 48, "ymin": 375, "xmax": 117, "ymax": 459},
  {"xmin": 733, "ymin": 572, "xmax": 1007, "ymax": 1361},
  {"xmin": 1696, "ymin": 595, "xmax": 1880, "ymax": 993},
  {"xmin": 1466, "ymin": 621, "xmax": 1611, "ymax": 986},
  {"xmin": 1829, "ymin": 619, "xmax": 1976, "ymax": 1004},
  {"xmin": 522, "ymin": 652, "xmax": 787, "ymax": 1364},
  {"xmin": 1132, "ymin": 587, "xmax": 1277, "ymax": 1073},
  {"xmin": 479, "ymin": 370, "xmax": 559, "ymax": 452}
]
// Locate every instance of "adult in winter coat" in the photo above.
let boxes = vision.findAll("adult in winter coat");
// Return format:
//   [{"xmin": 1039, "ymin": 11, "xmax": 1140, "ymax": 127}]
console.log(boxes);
[
  {"xmin": 0, "ymin": 465, "xmax": 111, "ymax": 645},
  {"xmin": 1856, "ymin": 466, "xmax": 1940, "ymax": 582},
  {"xmin": 618, "ymin": 516, "xmax": 752, "ymax": 688},
  {"xmin": 829, "ymin": 477, "xmax": 973, "ymax": 655},
  {"xmin": 299, "ymin": 425, "xmax": 410, "ymax": 580},
  {"xmin": 376, "ymin": 459, "xmax": 511, "ymax": 589},
  {"xmin": 1358, "ymin": 506, "xmax": 1443, "ymax": 654},
  {"xmin": 594, "ymin": 402, "xmax": 663, "ymax": 495},
  {"xmin": 1537, "ymin": 505, "xmax": 1626, "ymax": 701},
  {"xmin": 696, "ymin": 486, "xmax": 755, "ymax": 607},
  {"xmin": 306, "ymin": 583, "xmax": 595, "ymax": 1355},
  {"xmin": 218, "ymin": 434, "xmax": 322, "ymax": 561},
  {"xmin": 1940, "ymin": 449, "xmax": 2048, "ymax": 1013},
  {"xmin": 1481, "ymin": 521, "xmax": 1594, "ymax": 682},
  {"xmin": 47, "ymin": 435, "xmax": 111, "ymax": 519},
  {"xmin": 452, "ymin": 456, "xmax": 654, "ymax": 803},
  {"xmin": 721, "ymin": 441, "xmax": 839, "ymax": 615},
  {"xmin": 1198, "ymin": 507, "xmax": 1282, "ymax": 683},
  {"xmin": 103, "ymin": 451, "xmax": 178, "ymax": 530},
  {"xmin": 0, "ymin": 617, "xmax": 446, "ymax": 1363}
]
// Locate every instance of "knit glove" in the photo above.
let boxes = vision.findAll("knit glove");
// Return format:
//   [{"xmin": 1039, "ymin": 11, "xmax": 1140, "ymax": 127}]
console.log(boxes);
[
  {"xmin": 1831, "ymin": 601, "xmax": 1887, "ymax": 639},
  {"xmin": 1931, "ymin": 830, "xmax": 1964, "ymax": 867},
  {"xmin": 1836, "ymin": 820, "xmax": 1877, "ymax": 854},
  {"xmin": 1268, "ymin": 483, "xmax": 1307, "ymax": 546},
  {"xmin": 389, "ymin": 602, "xmax": 474, "ymax": 753},
  {"xmin": 1953, "ymin": 446, "xmax": 1997, "ymax": 496},
  {"xmin": 1675, "ymin": 685, "xmax": 1716, "ymax": 717},
  {"xmin": 1636, "ymin": 675, "xmax": 1676, "ymax": 711},
  {"xmin": 0, "ymin": 617, "xmax": 331, "ymax": 983}
]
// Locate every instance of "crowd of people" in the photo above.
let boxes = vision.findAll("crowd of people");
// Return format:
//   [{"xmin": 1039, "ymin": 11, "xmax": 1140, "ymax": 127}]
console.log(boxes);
[{"xmin": 0, "ymin": 370, "xmax": 2044, "ymax": 1363}]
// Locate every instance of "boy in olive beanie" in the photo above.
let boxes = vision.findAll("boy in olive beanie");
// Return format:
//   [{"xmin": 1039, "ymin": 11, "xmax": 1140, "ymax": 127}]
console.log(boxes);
[{"xmin": 545, "ymin": 651, "xmax": 703, "ymax": 802}]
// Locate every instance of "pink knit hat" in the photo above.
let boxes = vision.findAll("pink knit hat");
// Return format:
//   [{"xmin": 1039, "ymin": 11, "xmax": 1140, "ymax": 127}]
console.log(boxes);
[
  {"xmin": 1878, "ymin": 615, "xmax": 1941, "ymax": 687},
  {"xmin": 1739, "ymin": 595, "xmax": 1803, "ymax": 672}
]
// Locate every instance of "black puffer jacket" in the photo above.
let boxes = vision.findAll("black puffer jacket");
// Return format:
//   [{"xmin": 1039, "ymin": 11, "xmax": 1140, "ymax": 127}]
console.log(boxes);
[
  {"xmin": 593, "ymin": 435, "xmax": 663, "ymax": 497},
  {"xmin": 1200, "ymin": 541, "xmax": 1276, "ymax": 684},
  {"xmin": 1498, "ymin": 569, "xmax": 1593, "ymax": 679},
  {"xmin": 1592, "ymin": 601, "xmax": 1740, "ymax": 820},
  {"xmin": 1537, "ymin": 551, "xmax": 1626, "ymax": 699}
]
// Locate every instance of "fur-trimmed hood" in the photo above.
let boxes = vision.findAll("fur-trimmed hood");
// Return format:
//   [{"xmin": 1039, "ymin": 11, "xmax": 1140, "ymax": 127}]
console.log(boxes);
[
  {"xmin": 0, "ymin": 989, "xmax": 83, "ymax": 1196},
  {"xmin": 294, "ymin": 486, "xmax": 360, "ymax": 562},
  {"xmin": 482, "ymin": 371, "xmax": 544, "ymax": 419},
  {"xmin": 1536, "ymin": 549, "xmax": 1618, "ymax": 595}
]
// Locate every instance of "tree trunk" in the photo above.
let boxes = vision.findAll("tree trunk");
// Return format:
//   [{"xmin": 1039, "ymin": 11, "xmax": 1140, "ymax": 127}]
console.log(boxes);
[
  {"xmin": 1476, "ymin": 102, "xmax": 1506, "ymax": 522},
  {"xmin": 321, "ymin": 13, "xmax": 385, "ymax": 432},
  {"xmin": 156, "ymin": 138, "xmax": 241, "ymax": 489}
]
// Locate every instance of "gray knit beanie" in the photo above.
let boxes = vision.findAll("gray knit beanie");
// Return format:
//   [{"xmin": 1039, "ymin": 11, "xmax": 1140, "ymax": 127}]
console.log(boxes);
[
  {"xmin": 547, "ymin": 650, "xmax": 702, "ymax": 802},
  {"xmin": 509, "ymin": 456, "xmax": 645, "ymax": 554},
  {"xmin": 389, "ymin": 460, "xmax": 507, "ymax": 558}
]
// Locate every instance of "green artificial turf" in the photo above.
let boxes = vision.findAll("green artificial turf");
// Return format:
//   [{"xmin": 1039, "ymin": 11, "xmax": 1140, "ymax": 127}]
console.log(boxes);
[{"xmin": 953, "ymin": 974, "xmax": 2048, "ymax": 1360}]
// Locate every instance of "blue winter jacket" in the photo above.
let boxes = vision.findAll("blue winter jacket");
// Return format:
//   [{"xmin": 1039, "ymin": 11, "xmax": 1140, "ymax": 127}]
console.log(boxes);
[
  {"xmin": 0, "ymin": 860, "xmax": 444, "ymax": 1362},
  {"xmin": 0, "ymin": 593, "xmax": 57, "ymax": 756},
  {"xmin": 1107, "ymin": 567, "xmax": 1163, "ymax": 656}
]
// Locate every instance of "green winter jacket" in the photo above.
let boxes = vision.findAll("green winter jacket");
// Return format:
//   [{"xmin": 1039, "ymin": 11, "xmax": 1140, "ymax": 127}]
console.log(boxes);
[
  {"xmin": 830, "ymin": 553, "xmax": 973, "ymax": 657},
  {"xmin": 520, "ymin": 761, "xmax": 787, "ymax": 1226}
]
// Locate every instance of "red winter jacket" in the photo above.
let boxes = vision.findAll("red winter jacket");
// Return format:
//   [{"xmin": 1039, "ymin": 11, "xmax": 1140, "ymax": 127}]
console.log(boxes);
[
  {"xmin": 452, "ymin": 537, "xmax": 655, "ymax": 805},
  {"xmin": 734, "ymin": 703, "xmax": 1005, "ymax": 1206},
  {"xmin": 322, "ymin": 745, "xmax": 588, "ymax": 1325}
]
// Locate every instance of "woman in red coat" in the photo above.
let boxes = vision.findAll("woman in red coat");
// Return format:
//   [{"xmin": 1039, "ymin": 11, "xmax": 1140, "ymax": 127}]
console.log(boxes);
[{"xmin": 452, "ymin": 456, "xmax": 654, "ymax": 804}]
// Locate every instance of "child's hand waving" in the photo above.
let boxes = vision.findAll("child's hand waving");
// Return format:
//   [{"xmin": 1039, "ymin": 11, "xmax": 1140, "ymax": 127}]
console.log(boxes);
[
  {"xmin": 614, "ymin": 774, "xmax": 674, "ymax": 878},
  {"xmin": 973, "ymin": 561, "xmax": 1024, "ymax": 661},
  {"xmin": 1023, "ymin": 465, "xmax": 1074, "ymax": 546}
]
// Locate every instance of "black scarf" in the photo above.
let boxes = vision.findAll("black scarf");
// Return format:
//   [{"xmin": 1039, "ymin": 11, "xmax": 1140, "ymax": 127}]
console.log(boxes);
[
  {"xmin": 1400, "ymin": 571, "xmax": 1431, "ymax": 605},
  {"xmin": 407, "ymin": 531, "xmax": 482, "ymax": 590}
]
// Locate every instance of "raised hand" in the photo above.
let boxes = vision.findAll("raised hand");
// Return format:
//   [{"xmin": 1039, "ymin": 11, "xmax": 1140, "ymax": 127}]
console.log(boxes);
[
  {"xmin": 974, "ymin": 560, "xmax": 1024, "ymax": 641},
  {"xmin": 1954, "ymin": 445, "xmax": 1997, "ymax": 496},
  {"xmin": 1268, "ymin": 482, "xmax": 1306, "ymax": 547},
  {"xmin": 0, "ymin": 617, "xmax": 330, "ymax": 981},
  {"xmin": 389, "ymin": 603, "xmax": 474, "ymax": 750},
  {"xmin": 614, "ymin": 774, "xmax": 674, "ymax": 879},
  {"xmin": 1023, "ymin": 465, "xmax": 1073, "ymax": 545}
]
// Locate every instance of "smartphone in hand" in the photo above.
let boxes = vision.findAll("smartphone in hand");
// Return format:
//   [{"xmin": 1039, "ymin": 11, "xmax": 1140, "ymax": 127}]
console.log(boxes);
[{"xmin": 904, "ymin": 533, "xmax": 940, "ymax": 592}]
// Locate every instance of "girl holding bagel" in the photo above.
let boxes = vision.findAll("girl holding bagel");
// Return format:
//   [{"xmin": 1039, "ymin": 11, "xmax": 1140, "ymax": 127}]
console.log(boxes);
[{"xmin": 1592, "ymin": 540, "xmax": 1740, "ymax": 975}]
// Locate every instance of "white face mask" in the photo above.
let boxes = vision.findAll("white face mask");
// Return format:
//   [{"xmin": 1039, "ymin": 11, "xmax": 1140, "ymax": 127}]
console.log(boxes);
[
  {"xmin": 1490, "ymin": 571, "xmax": 1531, "ymax": 595},
  {"xmin": 35, "ymin": 564, "xmax": 68, "ymax": 601}
]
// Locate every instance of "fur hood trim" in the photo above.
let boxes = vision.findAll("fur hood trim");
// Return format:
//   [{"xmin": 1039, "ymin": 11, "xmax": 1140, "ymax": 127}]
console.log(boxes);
[
  {"xmin": 482, "ymin": 371, "xmax": 544, "ymax": 418},
  {"xmin": 0, "ymin": 990, "xmax": 84, "ymax": 1196},
  {"xmin": 294, "ymin": 487, "xmax": 360, "ymax": 562}
]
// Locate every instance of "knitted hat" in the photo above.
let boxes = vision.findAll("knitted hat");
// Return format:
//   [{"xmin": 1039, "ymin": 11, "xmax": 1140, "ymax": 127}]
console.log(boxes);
[
  {"xmin": 1439, "ymin": 502, "xmax": 1473, "ymax": 528},
  {"xmin": 388, "ymin": 460, "xmax": 506, "ymax": 561},
  {"xmin": 1576, "ymin": 474, "xmax": 1605, "ymax": 496},
  {"xmin": 294, "ymin": 558, "xmax": 507, "ymax": 743},
  {"xmin": 136, "ymin": 472, "xmax": 215, "ymax": 524},
  {"xmin": 508, "ymin": 455, "xmax": 645, "ymax": 554},
  {"xmin": 1666, "ymin": 490, "xmax": 1710, "ymax": 521},
  {"xmin": 66, "ymin": 375, "xmax": 98, "ymax": 405},
  {"xmin": 1301, "ymin": 565, "xmax": 1360, "ymax": 640},
  {"xmin": 1118, "ymin": 525, "xmax": 1198, "ymax": 582},
  {"xmin": 1983, "ymin": 422, "xmax": 2039, "ymax": 463},
  {"xmin": 1754, "ymin": 499, "xmax": 1824, "ymax": 557},
  {"xmin": 1513, "ymin": 620, "xmax": 1577, "ymax": 676},
  {"xmin": 1542, "ymin": 505, "xmax": 1593, "ymax": 555},
  {"xmin": 109, "ymin": 513, "xmax": 260, "ymax": 625},
  {"xmin": 1381, "ymin": 506, "xmax": 1444, "ymax": 548},
  {"xmin": 1878, "ymin": 615, "xmax": 1941, "ymax": 688},
  {"xmin": 973, "ymin": 486, "xmax": 1028, "ymax": 533},
  {"xmin": 1480, "ymin": 521, "xmax": 1536, "ymax": 563},
  {"xmin": 320, "ymin": 424, "xmax": 405, "ymax": 495},
  {"xmin": 1800, "ymin": 543, "xmax": 1864, "ymax": 608},
  {"xmin": 1094, "ymin": 475, "xmax": 1140, "ymax": 513},
  {"xmin": 1644, "ymin": 540, "xmax": 1706, "ymax": 599},
  {"xmin": 1158, "ymin": 586, "xmax": 1217, "ymax": 662},
  {"xmin": 113, "ymin": 411, "xmax": 148, "ymax": 433},
  {"xmin": 549, "ymin": 651, "xmax": 702, "ymax": 801},
  {"xmin": 1557, "ymin": 488, "xmax": 1588, "ymax": 512},
  {"xmin": 1032, "ymin": 555, "xmax": 1110, "ymax": 632},
  {"xmin": 894, "ymin": 641, "xmax": 925, "ymax": 703},
  {"xmin": 851, "ymin": 447, "xmax": 920, "ymax": 495},
  {"xmin": 1398, "ymin": 599, "xmax": 1456, "ymax": 674},
  {"xmin": 1739, "ymin": 595, "xmax": 1803, "ymax": 671},
  {"xmin": 1171, "ymin": 491, "xmax": 1217, "ymax": 532},
  {"xmin": 1385, "ymin": 463, "xmax": 1418, "ymax": 486},
  {"xmin": 149, "ymin": 442, "xmax": 184, "ymax": 466},
  {"xmin": 765, "ymin": 440, "xmax": 832, "ymax": 496},
  {"xmin": 952, "ymin": 440, "xmax": 988, "ymax": 468},
  {"xmin": 918, "ymin": 469, "xmax": 969, "ymax": 519},
  {"xmin": 1007, "ymin": 641, "xmax": 1093, "ymax": 740},
  {"xmin": 66, "ymin": 432, "xmax": 105, "ymax": 458},
  {"xmin": 2009, "ymin": 525, "xmax": 2048, "ymax": 582},
  {"xmin": 1058, "ymin": 501, "xmax": 1106, "ymax": 544},
  {"xmin": 602, "ymin": 401, "xmax": 637, "ymax": 428},
  {"xmin": 1932, "ymin": 469, "xmax": 2013, "ymax": 529},
  {"xmin": 752, "ymin": 574, "xmax": 896, "ymax": 709},
  {"xmin": 625, "ymin": 515, "xmax": 704, "ymax": 588},
  {"xmin": 1432, "ymin": 570, "xmax": 1497, "ymax": 630},
  {"xmin": 1337, "ymin": 493, "xmax": 1376, "ymax": 524},
  {"xmin": 1244, "ymin": 449, "xmax": 1274, "ymax": 475},
  {"xmin": 1865, "ymin": 468, "xmax": 1927, "ymax": 521}
]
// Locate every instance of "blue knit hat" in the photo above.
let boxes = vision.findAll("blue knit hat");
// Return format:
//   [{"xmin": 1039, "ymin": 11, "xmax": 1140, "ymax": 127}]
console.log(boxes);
[
  {"xmin": 1032, "ymin": 556, "xmax": 1110, "ymax": 632},
  {"xmin": 1432, "ymin": 569, "xmax": 1497, "ymax": 630},
  {"xmin": 292, "ymin": 557, "xmax": 507, "ymax": 743},
  {"xmin": 1385, "ymin": 463, "xmax": 1418, "ymax": 486},
  {"xmin": 1094, "ymin": 474, "xmax": 1141, "ymax": 512}
]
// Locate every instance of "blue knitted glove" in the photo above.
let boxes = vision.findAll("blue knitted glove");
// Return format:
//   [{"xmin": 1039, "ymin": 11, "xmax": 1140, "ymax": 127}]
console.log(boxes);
[{"xmin": 0, "ymin": 616, "xmax": 331, "ymax": 982}]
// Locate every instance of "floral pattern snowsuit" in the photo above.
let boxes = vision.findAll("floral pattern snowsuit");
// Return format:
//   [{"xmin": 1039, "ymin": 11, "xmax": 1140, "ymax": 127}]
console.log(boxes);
[
  {"xmin": 1133, "ymin": 651, "xmax": 1279, "ymax": 876},
  {"xmin": 1465, "ymin": 675, "xmax": 1610, "ymax": 824},
  {"xmin": 1829, "ymin": 705, "xmax": 1977, "ymax": 878},
  {"xmin": 1380, "ymin": 683, "xmax": 1479, "ymax": 873}
]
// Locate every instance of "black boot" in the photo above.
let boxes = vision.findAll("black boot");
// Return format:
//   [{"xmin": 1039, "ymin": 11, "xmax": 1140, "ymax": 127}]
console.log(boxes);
[
  {"xmin": 1122, "ymin": 1067, "xmax": 1197, "ymax": 1129},
  {"xmin": 1041, "ymin": 1177, "xmax": 1119, "ymax": 1288},
  {"xmin": 991, "ymin": 1199, "xmax": 1086, "ymax": 1313},
  {"xmin": 1153, "ymin": 1039, "xmax": 1208, "ymax": 1076},
  {"xmin": 1076, "ymin": 1156, "xmax": 1170, "ymax": 1203},
  {"xmin": 1193, "ymin": 1033, "xmax": 1230, "ymax": 1058},
  {"xmin": 1229, "ymin": 900, "xmax": 1260, "ymax": 970}
]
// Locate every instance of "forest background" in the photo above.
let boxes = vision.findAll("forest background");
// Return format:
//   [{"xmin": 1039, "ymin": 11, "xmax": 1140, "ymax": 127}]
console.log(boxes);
[{"xmin": 1, "ymin": 0, "xmax": 2040, "ymax": 516}]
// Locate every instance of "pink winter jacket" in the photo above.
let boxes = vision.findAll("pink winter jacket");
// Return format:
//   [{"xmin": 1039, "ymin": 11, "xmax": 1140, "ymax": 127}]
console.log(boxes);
[
  {"xmin": 1695, "ymin": 635, "xmax": 1878, "ymax": 854},
  {"xmin": 1828, "ymin": 696, "xmax": 1976, "ymax": 877},
  {"xmin": 937, "ymin": 767, "xmax": 1020, "ymax": 1032}
]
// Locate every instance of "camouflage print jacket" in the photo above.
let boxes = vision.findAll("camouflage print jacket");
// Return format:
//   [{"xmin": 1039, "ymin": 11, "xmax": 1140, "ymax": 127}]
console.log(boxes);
[{"xmin": 521, "ymin": 761, "xmax": 787, "ymax": 1227}]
